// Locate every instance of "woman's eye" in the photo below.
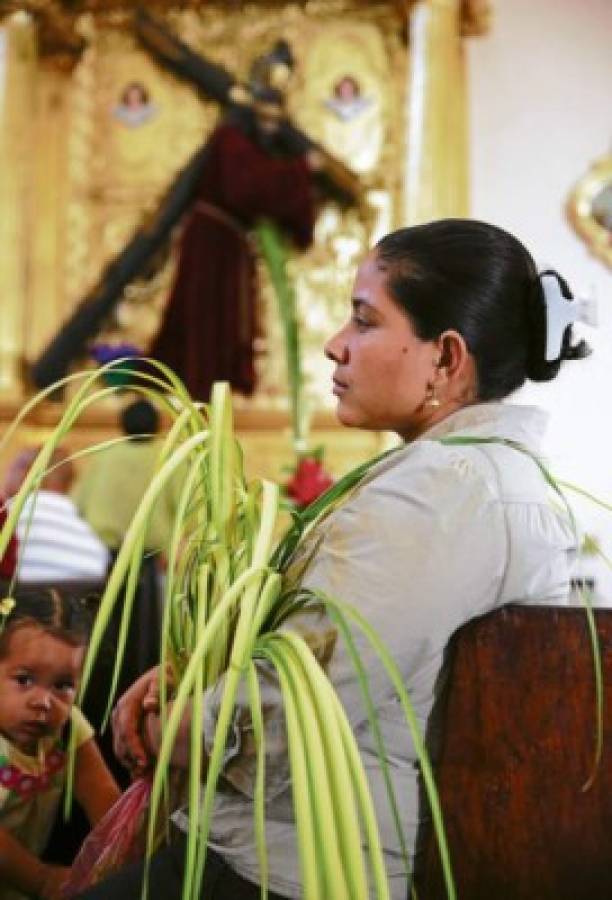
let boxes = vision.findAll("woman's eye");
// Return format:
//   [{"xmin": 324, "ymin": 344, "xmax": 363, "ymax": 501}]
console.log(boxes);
[{"xmin": 352, "ymin": 315, "xmax": 371, "ymax": 330}]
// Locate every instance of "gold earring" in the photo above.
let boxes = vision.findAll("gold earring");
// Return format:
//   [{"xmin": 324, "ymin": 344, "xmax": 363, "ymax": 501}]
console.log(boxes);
[{"xmin": 425, "ymin": 384, "xmax": 441, "ymax": 408}]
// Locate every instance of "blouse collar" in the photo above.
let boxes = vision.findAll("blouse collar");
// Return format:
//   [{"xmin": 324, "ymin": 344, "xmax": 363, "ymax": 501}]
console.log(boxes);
[{"xmin": 416, "ymin": 401, "xmax": 549, "ymax": 450}]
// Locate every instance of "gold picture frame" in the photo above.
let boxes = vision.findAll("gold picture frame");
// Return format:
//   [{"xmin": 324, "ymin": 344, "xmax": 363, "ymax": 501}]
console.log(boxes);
[{"xmin": 567, "ymin": 154, "xmax": 612, "ymax": 268}]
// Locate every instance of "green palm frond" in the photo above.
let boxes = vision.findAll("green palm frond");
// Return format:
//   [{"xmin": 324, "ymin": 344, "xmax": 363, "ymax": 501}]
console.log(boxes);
[
  {"xmin": 3, "ymin": 371, "xmax": 610, "ymax": 900},
  {"xmin": 256, "ymin": 221, "xmax": 306, "ymax": 452}
]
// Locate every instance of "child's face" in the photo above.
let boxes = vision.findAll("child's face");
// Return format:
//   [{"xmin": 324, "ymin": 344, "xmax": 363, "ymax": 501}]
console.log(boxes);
[{"xmin": 0, "ymin": 625, "xmax": 84, "ymax": 755}]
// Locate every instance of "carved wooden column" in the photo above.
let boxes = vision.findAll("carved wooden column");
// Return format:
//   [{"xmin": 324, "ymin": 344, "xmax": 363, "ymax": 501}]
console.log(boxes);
[
  {"xmin": 404, "ymin": 0, "xmax": 469, "ymax": 224},
  {"xmin": 27, "ymin": 65, "xmax": 72, "ymax": 365},
  {"xmin": 0, "ymin": 13, "xmax": 37, "ymax": 396}
]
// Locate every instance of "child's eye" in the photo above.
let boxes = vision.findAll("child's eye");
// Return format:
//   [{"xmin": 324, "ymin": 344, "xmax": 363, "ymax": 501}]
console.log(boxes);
[
  {"xmin": 55, "ymin": 680, "xmax": 76, "ymax": 695},
  {"xmin": 15, "ymin": 672, "xmax": 33, "ymax": 688}
]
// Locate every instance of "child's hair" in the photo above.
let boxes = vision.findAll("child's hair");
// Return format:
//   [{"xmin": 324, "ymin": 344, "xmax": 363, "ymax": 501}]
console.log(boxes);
[{"xmin": 0, "ymin": 588, "xmax": 93, "ymax": 659}]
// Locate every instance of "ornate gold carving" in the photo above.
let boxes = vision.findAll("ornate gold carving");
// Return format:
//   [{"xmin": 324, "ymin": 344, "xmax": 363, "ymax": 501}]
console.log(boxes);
[
  {"xmin": 56, "ymin": 2, "xmax": 407, "ymax": 417},
  {"xmin": 291, "ymin": 20, "xmax": 394, "ymax": 176},
  {"xmin": 62, "ymin": 12, "xmax": 212, "ymax": 342},
  {"xmin": 1, "ymin": 2, "xmax": 85, "ymax": 72},
  {"xmin": 3, "ymin": 0, "xmax": 476, "ymax": 436},
  {"xmin": 0, "ymin": 14, "xmax": 36, "ymax": 396},
  {"xmin": 404, "ymin": 0, "xmax": 469, "ymax": 224},
  {"xmin": 244, "ymin": 4, "xmax": 407, "ymax": 416},
  {"xmin": 567, "ymin": 155, "xmax": 612, "ymax": 270},
  {"xmin": 1, "ymin": 1, "xmax": 489, "ymax": 65},
  {"xmin": 28, "ymin": 67, "xmax": 72, "ymax": 362},
  {"xmin": 459, "ymin": 0, "xmax": 492, "ymax": 36}
]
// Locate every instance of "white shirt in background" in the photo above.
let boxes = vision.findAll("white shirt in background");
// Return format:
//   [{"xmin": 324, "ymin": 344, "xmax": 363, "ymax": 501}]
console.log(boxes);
[{"xmin": 11, "ymin": 491, "xmax": 109, "ymax": 582}]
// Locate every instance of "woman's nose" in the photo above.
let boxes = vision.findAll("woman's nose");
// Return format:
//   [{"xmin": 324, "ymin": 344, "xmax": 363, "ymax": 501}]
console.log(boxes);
[{"xmin": 325, "ymin": 328, "xmax": 349, "ymax": 364}]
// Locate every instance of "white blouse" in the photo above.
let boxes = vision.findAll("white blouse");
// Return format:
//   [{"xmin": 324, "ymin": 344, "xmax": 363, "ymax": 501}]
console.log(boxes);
[{"xmin": 193, "ymin": 402, "xmax": 577, "ymax": 899}]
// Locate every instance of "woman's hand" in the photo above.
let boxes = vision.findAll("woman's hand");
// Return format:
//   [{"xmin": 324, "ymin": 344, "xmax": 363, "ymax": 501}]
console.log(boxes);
[
  {"xmin": 142, "ymin": 700, "xmax": 195, "ymax": 770},
  {"xmin": 111, "ymin": 666, "xmax": 161, "ymax": 774}
]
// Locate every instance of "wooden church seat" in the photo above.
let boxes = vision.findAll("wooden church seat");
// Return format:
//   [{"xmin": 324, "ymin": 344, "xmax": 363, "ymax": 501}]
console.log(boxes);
[{"xmin": 416, "ymin": 603, "xmax": 612, "ymax": 900}]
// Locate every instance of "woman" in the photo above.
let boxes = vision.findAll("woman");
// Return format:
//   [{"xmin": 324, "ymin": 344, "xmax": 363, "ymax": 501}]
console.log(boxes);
[{"xmin": 80, "ymin": 219, "xmax": 587, "ymax": 899}]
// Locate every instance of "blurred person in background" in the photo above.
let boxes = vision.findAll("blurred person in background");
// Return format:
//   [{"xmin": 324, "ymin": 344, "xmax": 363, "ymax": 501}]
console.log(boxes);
[
  {"xmin": 3, "ymin": 447, "xmax": 108, "ymax": 584},
  {"xmin": 73, "ymin": 397, "xmax": 181, "ymax": 558}
]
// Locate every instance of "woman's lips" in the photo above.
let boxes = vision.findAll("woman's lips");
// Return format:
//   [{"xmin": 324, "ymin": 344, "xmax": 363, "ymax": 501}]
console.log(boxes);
[{"xmin": 332, "ymin": 376, "xmax": 348, "ymax": 396}]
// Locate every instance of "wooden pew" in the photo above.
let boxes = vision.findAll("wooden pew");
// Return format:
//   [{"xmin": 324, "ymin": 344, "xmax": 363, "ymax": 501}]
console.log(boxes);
[{"xmin": 416, "ymin": 604, "xmax": 612, "ymax": 900}]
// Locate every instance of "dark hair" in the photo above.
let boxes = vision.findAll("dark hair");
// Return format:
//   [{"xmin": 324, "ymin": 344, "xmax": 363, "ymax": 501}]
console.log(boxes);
[
  {"xmin": 3, "ymin": 445, "xmax": 74, "ymax": 497},
  {"xmin": 334, "ymin": 75, "xmax": 360, "ymax": 97},
  {"xmin": 0, "ymin": 588, "xmax": 92, "ymax": 659},
  {"xmin": 120, "ymin": 398, "xmax": 159, "ymax": 440},
  {"xmin": 120, "ymin": 81, "xmax": 149, "ymax": 106},
  {"xmin": 376, "ymin": 219, "xmax": 590, "ymax": 401}
]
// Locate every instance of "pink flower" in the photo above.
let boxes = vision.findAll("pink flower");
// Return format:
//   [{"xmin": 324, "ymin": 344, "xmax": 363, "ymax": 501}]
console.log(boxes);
[
  {"xmin": 286, "ymin": 457, "xmax": 334, "ymax": 509},
  {"xmin": 0, "ymin": 751, "xmax": 65, "ymax": 796}
]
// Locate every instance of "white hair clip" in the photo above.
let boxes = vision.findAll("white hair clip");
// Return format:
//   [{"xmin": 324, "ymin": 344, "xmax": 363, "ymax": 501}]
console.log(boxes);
[{"xmin": 540, "ymin": 272, "xmax": 596, "ymax": 362}]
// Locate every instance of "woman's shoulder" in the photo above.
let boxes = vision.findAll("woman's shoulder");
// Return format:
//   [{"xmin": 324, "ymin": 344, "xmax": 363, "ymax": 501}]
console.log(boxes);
[
  {"xmin": 390, "ymin": 402, "xmax": 553, "ymax": 504},
  {"xmin": 326, "ymin": 441, "xmax": 502, "ymax": 551},
  {"xmin": 354, "ymin": 444, "xmax": 551, "ymax": 530},
  {"xmin": 361, "ymin": 437, "xmax": 499, "ymax": 502}
]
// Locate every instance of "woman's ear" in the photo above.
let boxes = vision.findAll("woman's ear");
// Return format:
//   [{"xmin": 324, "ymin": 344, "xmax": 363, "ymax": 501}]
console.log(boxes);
[
  {"xmin": 433, "ymin": 330, "xmax": 470, "ymax": 383},
  {"xmin": 433, "ymin": 330, "xmax": 478, "ymax": 404}
]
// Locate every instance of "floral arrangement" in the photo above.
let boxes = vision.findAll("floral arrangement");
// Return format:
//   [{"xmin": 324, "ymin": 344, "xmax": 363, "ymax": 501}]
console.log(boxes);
[{"xmin": 285, "ymin": 449, "xmax": 335, "ymax": 509}]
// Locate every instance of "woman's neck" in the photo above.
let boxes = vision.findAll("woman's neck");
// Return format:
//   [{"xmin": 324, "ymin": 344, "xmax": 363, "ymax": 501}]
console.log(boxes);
[{"xmin": 398, "ymin": 397, "xmax": 476, "ymax": 444}]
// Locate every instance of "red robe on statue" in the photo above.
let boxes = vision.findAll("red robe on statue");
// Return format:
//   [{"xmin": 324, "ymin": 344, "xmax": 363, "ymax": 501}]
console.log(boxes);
[{"xmin": 149, "ymin": 122, "xmax": 315, "ymax": 401}]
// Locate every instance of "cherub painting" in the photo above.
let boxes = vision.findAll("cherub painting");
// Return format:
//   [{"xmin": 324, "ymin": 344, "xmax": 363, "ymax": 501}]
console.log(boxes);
[
  {"xmin": 112, "ymin": 81, "xmax": 158, "ymax": 128},
  {"xmin": 324, "ymin": 75, "xmax": 373, "ymax": 122}
]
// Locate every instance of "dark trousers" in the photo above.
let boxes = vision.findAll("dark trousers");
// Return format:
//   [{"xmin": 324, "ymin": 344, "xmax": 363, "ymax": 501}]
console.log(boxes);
[{"xmin": 76, "ymin": 834, "xmax": 290, "ymax": 900}]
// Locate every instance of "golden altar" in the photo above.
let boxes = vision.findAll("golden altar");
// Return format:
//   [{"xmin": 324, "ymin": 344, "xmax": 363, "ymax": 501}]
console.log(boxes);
[{"xmin": 0, "ymin": 0, "xmax": 489, "ymax": 480}]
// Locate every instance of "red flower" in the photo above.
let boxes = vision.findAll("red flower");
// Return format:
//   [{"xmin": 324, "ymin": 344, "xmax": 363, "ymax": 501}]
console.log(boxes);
[{"xmin": 286, "ymin": 457, "xmax": 334, "ymax": 509}]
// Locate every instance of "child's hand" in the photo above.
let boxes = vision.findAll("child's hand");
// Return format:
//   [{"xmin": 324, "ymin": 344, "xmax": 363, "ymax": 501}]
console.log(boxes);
[{"xmin": 37, "ymin": 863, "xmax": 71, "ymax": 899}]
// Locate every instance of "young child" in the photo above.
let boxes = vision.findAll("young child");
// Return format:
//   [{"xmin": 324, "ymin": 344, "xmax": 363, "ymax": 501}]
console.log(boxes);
[{"xmin": 0, "ymin": 590, "xmax": 120, "ymax": 900}]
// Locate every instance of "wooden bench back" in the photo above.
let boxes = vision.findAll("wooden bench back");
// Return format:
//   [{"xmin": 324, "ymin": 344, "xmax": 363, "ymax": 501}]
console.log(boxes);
[{"xmin": 417, "ymin": 604, "xmax": 612, "ymax": 899}]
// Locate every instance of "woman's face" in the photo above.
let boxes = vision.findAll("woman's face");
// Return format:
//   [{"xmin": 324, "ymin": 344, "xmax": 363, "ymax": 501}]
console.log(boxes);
[{"xmin": 325, "ymin": 251, "xmax": 440, "ymax": 438}]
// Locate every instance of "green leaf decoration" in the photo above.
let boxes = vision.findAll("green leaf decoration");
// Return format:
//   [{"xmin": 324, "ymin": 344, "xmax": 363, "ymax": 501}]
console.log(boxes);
[
  {"xmin": 256, "ymin": 221, "xmax": 307, "ymax": 453},
  {"xmin": 2, "ymin": 368, "xmax": 610, "ymax": 900}
]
